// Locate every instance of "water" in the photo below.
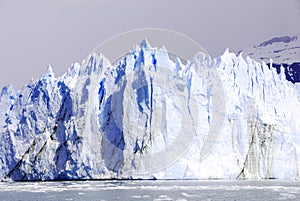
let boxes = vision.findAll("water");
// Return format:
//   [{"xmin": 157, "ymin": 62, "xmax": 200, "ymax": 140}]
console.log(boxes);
[{"xmin": 0, "ymin": 180, "xmax": 299, "ymax": 201}]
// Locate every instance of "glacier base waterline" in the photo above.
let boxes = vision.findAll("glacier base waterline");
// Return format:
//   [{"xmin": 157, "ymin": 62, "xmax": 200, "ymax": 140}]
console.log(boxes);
[
  {"xmin": 1, "ymin": 180, "xmax": 299, "ymax": 201},
  {"xmin": 0, "ymin": 40, "xmax": 299, "ymax": 181}
]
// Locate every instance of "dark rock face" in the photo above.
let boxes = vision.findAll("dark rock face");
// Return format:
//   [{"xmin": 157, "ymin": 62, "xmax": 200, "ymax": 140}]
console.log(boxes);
[{"xmin": 268, "ymin": 62, "xmax": 300, "ymax": 84}]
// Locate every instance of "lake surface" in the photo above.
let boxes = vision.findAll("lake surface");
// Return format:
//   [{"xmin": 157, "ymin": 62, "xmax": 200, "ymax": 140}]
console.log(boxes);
[{"xmin": 0, "ymin": 180, "xmax": 299, "ymax": 201}]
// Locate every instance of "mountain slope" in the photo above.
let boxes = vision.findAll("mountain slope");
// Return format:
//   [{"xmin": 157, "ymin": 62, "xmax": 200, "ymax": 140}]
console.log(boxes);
[
  {"xmin": 0, "ymin": 41, "xmax": 300, "ymax": 181},
  {"xmin": 241, "ymin": 35, "xmax": 300, "ymax": 83}
]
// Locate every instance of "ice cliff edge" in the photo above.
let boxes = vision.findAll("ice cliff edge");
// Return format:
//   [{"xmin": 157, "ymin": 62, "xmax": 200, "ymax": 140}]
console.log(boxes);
[{"xmin": 0, "ymin": 40, "xmax": 300, "ymax": 181}]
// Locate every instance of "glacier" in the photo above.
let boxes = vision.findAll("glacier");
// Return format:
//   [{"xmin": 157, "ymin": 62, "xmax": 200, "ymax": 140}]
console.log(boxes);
[{"xmin": 0, "ymin": 40, "xmax": 300, "ymax": 181}]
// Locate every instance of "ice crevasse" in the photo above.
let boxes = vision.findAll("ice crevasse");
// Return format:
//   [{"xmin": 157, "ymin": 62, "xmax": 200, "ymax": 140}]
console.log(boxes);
[{"xmin": 0, "ymin": 40, "xmax": 299, "ymax": 181}]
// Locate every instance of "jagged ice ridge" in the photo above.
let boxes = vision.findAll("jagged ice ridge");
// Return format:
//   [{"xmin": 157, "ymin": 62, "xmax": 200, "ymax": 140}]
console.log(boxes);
[{"xmin": 0, "ymin": 40, "xmax": 300, "ymax": 181}]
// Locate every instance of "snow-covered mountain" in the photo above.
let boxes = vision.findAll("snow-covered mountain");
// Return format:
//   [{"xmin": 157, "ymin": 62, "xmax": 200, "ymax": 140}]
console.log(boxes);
[
  {"xmin": 0, "ymin": 40, "xmax": 300, "ymax": 181},
  {"xmin": 241, "ymin": 35, "xmax": 300, "ymax": 83}
]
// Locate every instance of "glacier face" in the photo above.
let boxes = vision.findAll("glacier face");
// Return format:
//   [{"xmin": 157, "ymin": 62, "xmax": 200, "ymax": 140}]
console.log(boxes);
[{"xmin": 0, "ymin": 41, "xmax": 300, "ymax": 181}]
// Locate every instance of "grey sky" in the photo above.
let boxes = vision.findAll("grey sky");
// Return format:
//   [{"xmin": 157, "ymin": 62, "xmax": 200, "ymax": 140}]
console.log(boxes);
[{"xmin": 0, "ymin": 0, "xmax": 300, "ymax": 89}]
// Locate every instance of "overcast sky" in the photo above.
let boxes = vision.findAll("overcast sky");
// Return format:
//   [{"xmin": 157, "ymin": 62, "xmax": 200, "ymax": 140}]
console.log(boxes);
[{"xmin": 0, "ymin": 0, "xmax": 300, "ymax": 89}]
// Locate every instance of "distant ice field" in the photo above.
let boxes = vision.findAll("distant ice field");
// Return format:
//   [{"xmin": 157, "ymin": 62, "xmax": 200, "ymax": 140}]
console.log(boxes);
[{"xmin": 0, "ymin": 180, "xmax": 299, "ymax": 201}]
